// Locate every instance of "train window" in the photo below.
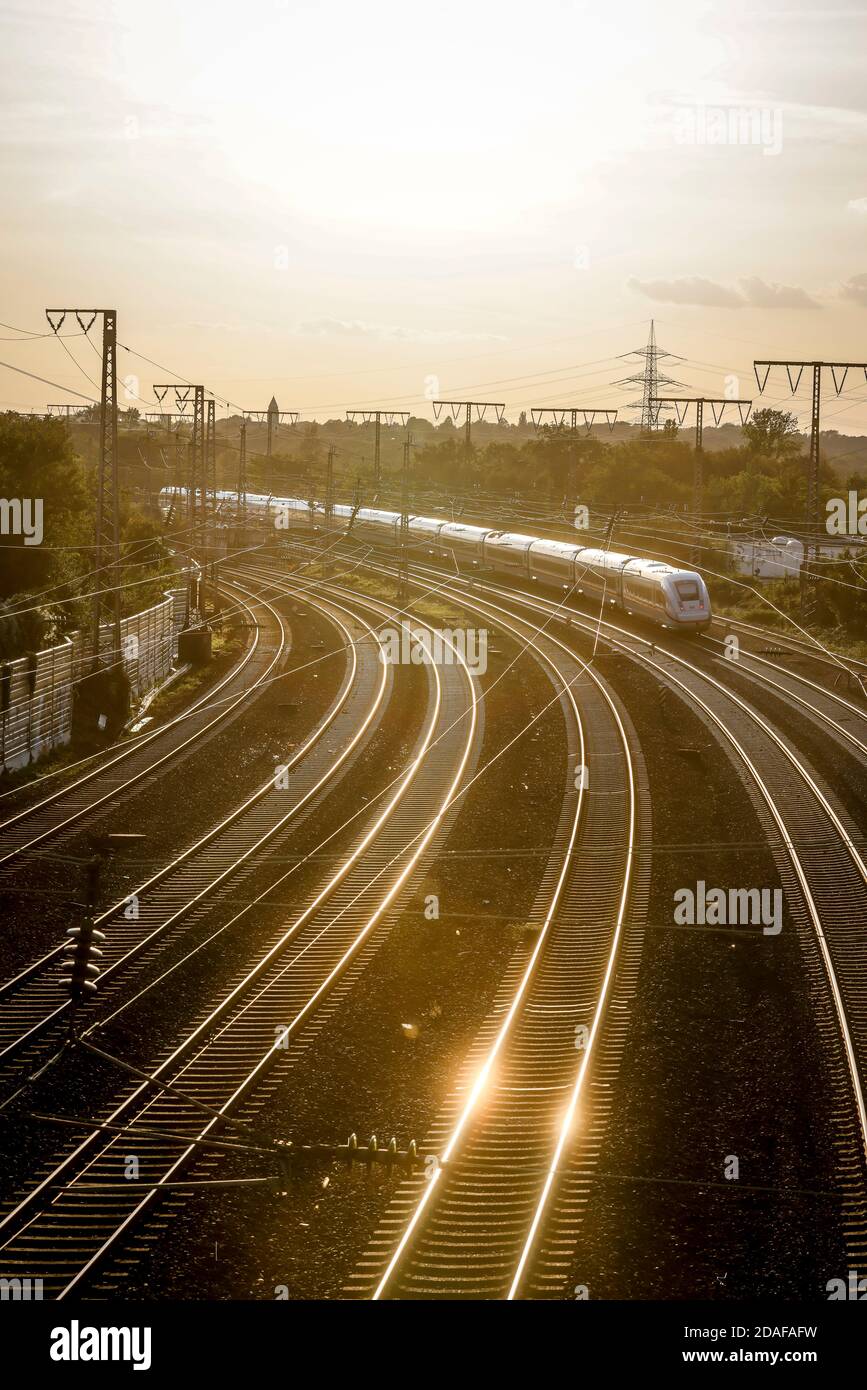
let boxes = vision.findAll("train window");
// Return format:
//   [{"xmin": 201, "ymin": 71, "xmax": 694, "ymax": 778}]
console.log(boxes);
[{"xmin": 675, "ymin": 581, "xmax": 700, "ymax": 601}]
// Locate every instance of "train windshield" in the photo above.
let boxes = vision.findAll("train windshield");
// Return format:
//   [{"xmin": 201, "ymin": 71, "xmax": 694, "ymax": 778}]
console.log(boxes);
[{"xmin": 675, "ymin": 580, "xmax": 701, "ymax": 602}]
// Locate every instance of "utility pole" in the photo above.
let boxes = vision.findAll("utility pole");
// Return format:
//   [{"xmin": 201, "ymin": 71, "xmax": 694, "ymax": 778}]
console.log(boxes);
[
  {"xmin": 650, "ymin": 395, "xmax": 752, "ymax": 566},
  {"xmin": 321, "ymin": 445, "xmax": 336, "ymax": 579},
  {"xmin": 399, "ymin": 434, "xmax": 412, "ymax": 604},
  {"xmin": 237, "ymin": 416, "xmax": 247, "ymax": 512},
  {"xmin": 324, "ymin": 445, "xmax": 335, "ymax": 531},
  {"xmin": 754, "ymin": 358, "xmax": 867, "ymax": 619},
  {"xmin": 46, "ymin": 310, "xmax": 121, "ymax": 669},
  {"xmin": 613, "ymin": 320, "xmax": 686, "ymax": 433},
  {"xmin": 432, "ymin": 400, "xmax": 505, "ymax": 456},
  {"xmin": 205, "ymin": 397, "xmax": 217, "ymax": 507},
  {"xmin": 154, "ymin": 384, "xmax": 205, "ymax": 619},
  {"xmin": 346, "ymin": 411, "xmax": 410, "ymax": 487}
]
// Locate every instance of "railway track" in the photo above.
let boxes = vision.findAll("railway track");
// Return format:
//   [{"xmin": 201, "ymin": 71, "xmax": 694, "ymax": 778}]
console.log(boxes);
[
  {"xmin": 4, "ymin": 536, "xmax": 864, "ymax": 1299},
  {"xmin": 264, "ymin": 536, "xmax": 866, "ymax": 1293},
  {"xmin": 0, "ymin": 581, "xmax": 388, "ymax": 1070},
  {"xmin": 287, "ymin": 567, "xmax": 642, "ymax": 1298},
  {"xmin": 0, "ymin": 578, "xmax": 481, "ymax": 1298},
  {"xmin": 0, "ymin": 577, "xmax": 274, "ymax": 877},
  {"xmin": 376, "ymin": 554, "xmax": 867, "ymax": 1279}
]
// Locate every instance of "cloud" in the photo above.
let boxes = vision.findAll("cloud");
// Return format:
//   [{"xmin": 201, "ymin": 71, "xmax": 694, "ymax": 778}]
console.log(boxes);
[
  {"xmin": 626, "ymin": 275, "xmax": 744, "ymax": 308},
  {"xmin": 298, "ymin": 318, "xmax": 507, "ymax": 345},
  {"xmin": 840, "ymin": 274, "xmax": 867, "ymax": 306},
  {"xmin": 627, "ymin": 274, "xmax": 820, "ymax": 309},
  {"xmin": 847, "ymin": 197, "xmax": 867, "ymax": 214},
  {"xmin": 738, "ymin": 276, "xmax": 820, "ymax": 309}
]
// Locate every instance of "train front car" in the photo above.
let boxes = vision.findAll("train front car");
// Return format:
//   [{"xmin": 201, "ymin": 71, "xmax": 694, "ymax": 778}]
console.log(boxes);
[
  {"xmin": 620, "ymin": 557, "xmax": 712, "ymax": 631},
  {"xmin": 661, "ymin": 568, "xmax": 712, "ymax": 632}
]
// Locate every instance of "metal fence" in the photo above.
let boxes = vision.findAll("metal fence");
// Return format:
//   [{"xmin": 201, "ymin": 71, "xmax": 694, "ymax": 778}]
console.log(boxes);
[{"xmin": 0, "ymin": 588, "xmax": 189, "ymax": 774}]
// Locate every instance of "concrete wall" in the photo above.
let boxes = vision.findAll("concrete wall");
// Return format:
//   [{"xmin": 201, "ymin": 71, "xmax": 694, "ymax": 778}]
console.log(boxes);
[{"xmin": 0, "ymin": 588, "xmax": 189, "ymax": 774}]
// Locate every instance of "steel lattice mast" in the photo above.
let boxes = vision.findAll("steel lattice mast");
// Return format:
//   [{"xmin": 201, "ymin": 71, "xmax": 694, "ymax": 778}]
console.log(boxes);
[
  {"xmin": 154, "ymin": 383, "xmax": 205, "ymax": 620},
  {"xmin": 650, "ymin": 395, "xmax": 753, "ymax": 564},
  {"xmin": 346, "ymin": 410, "xmax": 410, "ymax": 487},
  {"xmin": 754, "ymin": 358, "xmax": 867, "ymax": 619},
  {"xmin": 613, "ymin": 320, "xmax": 686, "ymax": 432},
  {"xmin": 531, "ymin": 406, "xmax": 619, "ymax": 526},
  {"xmin": 46, "ymin": 309, "xmax": 121, "ymax": 668}
]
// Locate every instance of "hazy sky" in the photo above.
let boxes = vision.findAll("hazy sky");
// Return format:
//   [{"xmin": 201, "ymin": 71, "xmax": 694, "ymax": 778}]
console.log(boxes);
[{"xmin": 2, "ymin": 0, "xmax": 867, "ymax": 435}]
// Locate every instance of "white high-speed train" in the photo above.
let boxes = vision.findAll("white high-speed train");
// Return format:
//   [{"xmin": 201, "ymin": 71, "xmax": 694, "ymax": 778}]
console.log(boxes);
[{"xmin": 160, "ymin": 487, "xmax": 713, "ymax": 633}]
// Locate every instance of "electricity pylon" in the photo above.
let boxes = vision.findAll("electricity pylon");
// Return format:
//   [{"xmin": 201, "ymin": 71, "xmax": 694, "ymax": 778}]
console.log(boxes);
[
  {"xmin": 46, "ymin": 309, "xmax": 121, "ymax": 668},
  {"xmin": 754, "ymin": 358, "xmax": 867, "ymax": 619},
  {"xmin": 650, "ymin": 395, "xmax": 752, "ymax": 565},
  {"xmin": 345, "ymin": 411, "xmax": 410, "ymax": 487},
  {"xmin": 613, "ymin": 320, "xmax": 685, "ymax": 432}
]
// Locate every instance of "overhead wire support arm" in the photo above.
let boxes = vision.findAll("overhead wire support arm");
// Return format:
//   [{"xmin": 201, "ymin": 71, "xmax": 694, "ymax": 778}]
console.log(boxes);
[
  {"xmin": 345, "ymin": 410, "xmax": 410, "ymax": 487},
  {"xmin": 154, "ymin": 382, "xmax": 206, "ymax": 621},
  {"xmin": 531, "ymin": 406, "xmax": 619, "ymax": 529},
  {"xmin": 46, "ymin": 309, "xmax": 121, "ymax": 669},
  {"xmin": 431, "ymin": 400, "xmax": 506, "ymax": 456},
  {"xmin": 753, "ymin": 358, "xmax": 867, "ymax": 620},
  {"xmin": 650, "ymin": 394, "xmax": 753, "ymax": 567},
  {"xmin": 530, "ymin": 406, "xmax": 619, "ymax": 434},
  {"xmin": 241, "ymin": 404, "xmax": 300, "ymax": 494}
]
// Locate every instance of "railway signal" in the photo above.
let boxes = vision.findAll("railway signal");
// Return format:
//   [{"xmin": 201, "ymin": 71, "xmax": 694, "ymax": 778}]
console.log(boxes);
[
  {"xmin": 650, "ymin": 395, "xmax": 752, "ymax": 565},
  {"xmin": 58, "ymin": 832, "xmax": 146, "ymax": 1030},
  {"xmin": 753, "ymin": 357, "xmax": 867, "ymax": 619},
  {"xmin": 432, "ymin": 400, "xmax": 505, "ymax": 456},
  {"xmin": 345, "ymin": 410, "xmax": 410, "ymax": 486},
  {"xmin": 45, "ymin": 309, "xmax": 121, "ymax": 669},
  {"xmin": 58, "ymin": 920, "xmax": 105, "ymax": 1004}
]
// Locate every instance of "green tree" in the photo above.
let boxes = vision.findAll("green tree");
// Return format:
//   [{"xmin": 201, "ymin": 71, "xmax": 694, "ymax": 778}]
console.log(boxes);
[
  {"xmin": 0, "ymin": 412, "xmax": 89, "ymax": 602},
  {"xmin": 742, "ymin": 408, "xmax": 802, "ymax": 461}
]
